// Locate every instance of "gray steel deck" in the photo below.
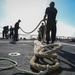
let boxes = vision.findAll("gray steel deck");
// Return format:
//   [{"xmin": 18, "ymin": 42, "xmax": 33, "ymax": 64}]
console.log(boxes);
[{"xmin": 0, "ymin": 39, "xmax": 75, "ymax": 75}]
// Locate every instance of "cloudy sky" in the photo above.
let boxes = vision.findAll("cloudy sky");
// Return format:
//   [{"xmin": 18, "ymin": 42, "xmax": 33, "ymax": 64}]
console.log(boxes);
[{"xmin": 0, "ymin": 0, "xmax": 75, "ymax": 37}]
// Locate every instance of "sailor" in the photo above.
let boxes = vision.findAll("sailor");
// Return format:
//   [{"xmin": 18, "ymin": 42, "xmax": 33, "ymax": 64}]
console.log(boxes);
[
  {"xmin": 9, "ymin": 26, "xmax": 14, "ymax": 39},
  {"xmin": 13, "ymin": 19, "xmax": 21, "ymax": 41},
  {"xmin": 43, "ymin": 1, "xmax": 58, "ymax": 44},
  {"xmin": 38, "ymin": 23, "xmax": 45, "ymax": 41},
  {"xmin": 2, "ymin": 26, "xmax": 9, "ymax": 39}
]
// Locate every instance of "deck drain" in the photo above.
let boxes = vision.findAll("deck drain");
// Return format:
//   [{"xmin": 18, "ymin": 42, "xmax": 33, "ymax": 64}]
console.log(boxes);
[{"xmin": 8, "ymin": 52, "xmax": 21, "ymax": 56}]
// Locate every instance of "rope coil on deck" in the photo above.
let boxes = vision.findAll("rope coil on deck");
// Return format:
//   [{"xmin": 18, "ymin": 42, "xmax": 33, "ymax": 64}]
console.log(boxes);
[
  {"xmin": 30, "ymin": 40, "xmax": 62, "ymax": 73},
  {"xmin": 0, "ymin": 58, "xmax": 17, "ymax": 70}
]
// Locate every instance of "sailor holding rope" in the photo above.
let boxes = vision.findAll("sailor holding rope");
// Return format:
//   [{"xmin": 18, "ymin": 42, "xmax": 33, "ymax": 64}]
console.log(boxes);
[{"xmin": 43, "ymin": 1, "xmax": 58, "ymax": 44}]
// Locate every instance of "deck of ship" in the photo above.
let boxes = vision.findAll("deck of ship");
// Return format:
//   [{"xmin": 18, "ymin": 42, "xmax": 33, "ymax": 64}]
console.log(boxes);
[{"xmin": 0, "ymin": 39, "xmax": 75, "ymax": 75}]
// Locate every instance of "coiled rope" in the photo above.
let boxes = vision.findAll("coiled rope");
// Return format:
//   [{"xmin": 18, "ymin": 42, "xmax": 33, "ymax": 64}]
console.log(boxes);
[
  {"xmin": 0, "ymin": 57, "xmax": 49, "ymax": 75},
  {"xmin": 30, "ymin": 40, "xmax": 62, "ymax": 73},
  {"xmin": 0, "ymin": 58, "xmax": 17, "ymax": 70}
]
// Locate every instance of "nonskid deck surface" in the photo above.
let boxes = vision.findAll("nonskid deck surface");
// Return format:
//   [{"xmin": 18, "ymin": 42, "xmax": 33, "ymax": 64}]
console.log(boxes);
[{"xmin": 0, "ymin": 39, "xmax": 75, "ymax": 75}]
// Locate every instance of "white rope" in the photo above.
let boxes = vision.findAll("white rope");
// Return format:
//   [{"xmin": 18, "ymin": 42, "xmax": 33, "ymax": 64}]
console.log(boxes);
[
  {"xmin": 30, "ymin": 40, "xmax": 62, "ymax": 74},
  {"xmin": 0, "ymin": 57, "xmax": 47, "ymax": 75}
]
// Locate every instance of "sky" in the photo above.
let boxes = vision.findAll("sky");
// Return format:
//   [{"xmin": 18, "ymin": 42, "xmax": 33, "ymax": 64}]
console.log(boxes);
[{"xmin": 0, "ymin": 0, "xmax": 75, "ymax": 37}]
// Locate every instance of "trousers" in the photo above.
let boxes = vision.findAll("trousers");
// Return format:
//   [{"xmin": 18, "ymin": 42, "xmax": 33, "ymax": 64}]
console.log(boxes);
[{"xmin": 46, "ymin": 20, "xmax": 56, "ymax": 43}]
